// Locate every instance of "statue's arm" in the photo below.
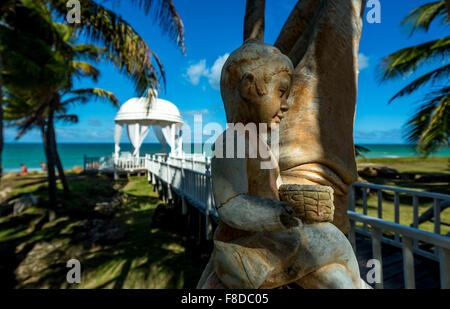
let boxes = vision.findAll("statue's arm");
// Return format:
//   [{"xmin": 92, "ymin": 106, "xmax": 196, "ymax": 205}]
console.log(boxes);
[{"xmin": 212, "ymin": 156, "xmax": 299, "ymax": 232}]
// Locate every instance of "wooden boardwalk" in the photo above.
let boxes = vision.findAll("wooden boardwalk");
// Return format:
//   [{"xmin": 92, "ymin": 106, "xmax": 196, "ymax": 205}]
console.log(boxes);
[
  {"xmin": 85, "ymin": 154, "xmax": 450, "ymax": 289},
  {"xmin": 355, "ymin": 235, "xmax": 440, "ymax": 289}
]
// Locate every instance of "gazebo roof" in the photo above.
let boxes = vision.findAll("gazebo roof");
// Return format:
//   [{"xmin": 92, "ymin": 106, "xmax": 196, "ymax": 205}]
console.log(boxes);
[{"xmin": 114, "ymin": 96, "xmax": 183, "ymax": 126}]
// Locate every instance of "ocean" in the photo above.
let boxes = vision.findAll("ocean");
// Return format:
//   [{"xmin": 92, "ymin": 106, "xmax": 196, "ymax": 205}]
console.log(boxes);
[{"xmin": 3, "ymin": 143, "xmax": 450, "ymax": 173}]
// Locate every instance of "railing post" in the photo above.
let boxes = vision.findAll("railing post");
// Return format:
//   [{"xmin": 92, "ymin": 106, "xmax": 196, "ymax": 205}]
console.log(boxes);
[
  {"xmin": 372, "ymin": 227, "xmax": 384, "ymax": 289},
  {"xmin": 412, "ymin": 195, "xmax": 419, "ymax": 249},
  {"xmin": 402, "ymin": 236, "xmax": 415, "ymax": 289},
  {"xmin": 434, "ymin": 199, "xmax": 441, "ymax": 235},
  {"xmin": 394, "ymin": 192, "xmax": 400, "ymax": 242},
  {"xmin": 362, "ymin": 188, "xmax": 368, "ymax": 231},
  {"xmin": 439, "ymin": 247, "xmax": 450, "ymax": 289},
  {"xmin": 377, "ymin": 190, "xmax": 383, "ymax": 219}
]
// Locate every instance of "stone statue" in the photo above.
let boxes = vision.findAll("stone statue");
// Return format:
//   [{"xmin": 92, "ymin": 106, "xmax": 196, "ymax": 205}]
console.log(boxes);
[
  {"xmin": 197, "ymin": 40, "xmax": 369, "ymax": 289},
  {"xmin": 240, "ymin": 0, "xmax": 365, "ymax": 234}
]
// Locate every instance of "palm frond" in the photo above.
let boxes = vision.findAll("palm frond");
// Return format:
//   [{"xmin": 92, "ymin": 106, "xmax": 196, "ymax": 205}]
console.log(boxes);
[
  {"xmin": 404, "ymin": 86, "xmax": 450, "ymax": 154},
  {"xmin": 68, "ymin": 88, "xmax": 119, "ymax": 107},
  {"xmin": 401, "ymin": 1, "xmax": 447, "ymax": 36},
  {"xmin": 72, "ymin": 61, "xmax": 100, "ymax": 82},
  {"xmin": 390, "ymin": 64, "xmax": 450, "ymax": 102},
  {"xmin": 380, "ymin": 36, "xmax": 450, "ymax": 81},
  {"xmin": 47, "ymin": 0, "xmax": 170, "ymax": 95},
  {"xmin": 125, "ymin": 0, "xmax": 185, "ymax": 53},
  {"xmin": 56, "ymin": 114, "xmax": 78, "ymax": 123}
]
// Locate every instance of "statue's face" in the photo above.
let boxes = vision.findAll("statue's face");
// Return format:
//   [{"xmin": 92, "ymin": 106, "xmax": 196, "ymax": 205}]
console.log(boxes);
[{"xmin": 259, "ymin": 71, "xmax": 291, "ymax": 125}]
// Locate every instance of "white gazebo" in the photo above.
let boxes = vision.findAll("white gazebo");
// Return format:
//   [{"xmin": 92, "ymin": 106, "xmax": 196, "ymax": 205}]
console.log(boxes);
[{"xmin": 114, "ymin": 95, "xmax": 184, "ymax": 159}]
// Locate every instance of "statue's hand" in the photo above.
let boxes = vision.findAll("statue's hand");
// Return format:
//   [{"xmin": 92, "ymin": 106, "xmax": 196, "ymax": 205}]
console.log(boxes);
[{"xmin": 279, "ymin": 202, "xmax": 300, "ymax": 229}]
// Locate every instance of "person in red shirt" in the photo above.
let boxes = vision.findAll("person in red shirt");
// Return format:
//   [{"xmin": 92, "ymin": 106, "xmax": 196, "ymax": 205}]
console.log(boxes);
[{"xmin": 20, "ymin": 164, "xmax": 28, "ymax": 175}]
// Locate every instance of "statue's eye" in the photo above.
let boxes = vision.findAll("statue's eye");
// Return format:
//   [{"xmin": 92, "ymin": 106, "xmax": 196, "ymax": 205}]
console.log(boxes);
[{"xmin": 279, "ymin": 88, "xmax": 287, "ymax": 97}]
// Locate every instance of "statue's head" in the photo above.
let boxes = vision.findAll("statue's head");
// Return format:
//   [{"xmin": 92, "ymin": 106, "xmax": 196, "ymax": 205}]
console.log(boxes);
[{"xmin": 220, "ymin": 39, "xmax": 294, "ymax": 125}]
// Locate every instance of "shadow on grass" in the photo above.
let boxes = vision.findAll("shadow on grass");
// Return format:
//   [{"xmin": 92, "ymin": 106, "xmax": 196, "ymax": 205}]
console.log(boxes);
[{"xmin": 0, "ymin": 175, "xmax": 207, "ymax": 289}]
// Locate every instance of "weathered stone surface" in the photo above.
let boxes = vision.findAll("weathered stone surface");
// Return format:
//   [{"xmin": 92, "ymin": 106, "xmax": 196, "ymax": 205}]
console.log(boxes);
[
  {"xmin": 13, "ymin": 193, "xmax": 38, "ymax": 216},
  {"xmin": 199, "ymin": 0, "xmax": 368, "ymax": 290},
  {"xmin": 280, "ymin": 185, "xmax": 334, "ymax": 223},
  {"xmin": 278, "ymin": 0, "xmax": 365, "ymax": 234}
]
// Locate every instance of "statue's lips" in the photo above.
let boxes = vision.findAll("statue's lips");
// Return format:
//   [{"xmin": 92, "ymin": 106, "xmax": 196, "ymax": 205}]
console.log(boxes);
[{"xmin": 274, "ymin": 113, "xmax": 284, "ymax": 123}]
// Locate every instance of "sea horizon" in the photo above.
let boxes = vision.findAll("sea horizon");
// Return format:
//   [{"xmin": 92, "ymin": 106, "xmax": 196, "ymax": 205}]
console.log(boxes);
[{"xmin": 3, "ymin": 143, "xmax": 450, "ymax": 173}]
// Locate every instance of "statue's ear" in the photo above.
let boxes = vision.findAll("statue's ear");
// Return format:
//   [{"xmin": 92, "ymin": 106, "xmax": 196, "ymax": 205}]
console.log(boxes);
[
  {"xmin": 239, "ymin": 72, "xmax": 256, "ymax": 101},
  {"xmin": 240, "ymin": 72, "xmax": 268, "ymax": 100}
]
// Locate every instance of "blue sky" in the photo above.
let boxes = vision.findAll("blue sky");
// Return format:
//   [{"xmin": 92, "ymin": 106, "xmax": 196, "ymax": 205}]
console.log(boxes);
[{"xmin": 6, "ymin": 0, "xmax": 449, "ymax": 144}]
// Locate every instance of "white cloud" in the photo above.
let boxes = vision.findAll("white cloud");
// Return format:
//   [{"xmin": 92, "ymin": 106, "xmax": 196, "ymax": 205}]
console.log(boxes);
[
  {"xmin": 185, "ymin": 59, "xmax": 207, "ymax": 85},
  {"xmin": 208, "ymin": 54, "xmax": 229, "ymax": 90},
  {"xmin": 358, "ymin": 53, "xmax": 370, "ymax": 71},
  {"xmin": 185, "ymin": 53, "xmax": 230, "ymax": 90}
]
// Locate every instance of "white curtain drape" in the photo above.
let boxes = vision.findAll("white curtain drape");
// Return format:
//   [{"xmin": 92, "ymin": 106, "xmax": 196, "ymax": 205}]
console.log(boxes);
[
  {"xmin": 114, "ymin": 123, "xmax": 123, "ymax": 157},
  {"xmin": 127, "ymin": 123, "xmax": 149, "ymax": 157},
  {"xmin": 153, "ymin": 125, "xmax": 167, "ymax": 153},
  {"xmin": 154, "ymin": 124, "xmax": 180, "ymax": 155},
  {"xmin": 174, "ymin": 125, "xmax": 183, "ymax": 156}
]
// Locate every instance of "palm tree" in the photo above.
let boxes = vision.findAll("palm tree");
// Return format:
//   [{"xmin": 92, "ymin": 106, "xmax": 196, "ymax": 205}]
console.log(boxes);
[
  {"xmin": 1, "ymin": 0, "xmax": 185, "ymax": 219},
  {"xmin": 380, "ymin": 1, "xmax": 449, "ymax": 155},
  {"xmin": 0, "ymin": 0, "xmax": 185, "ymax": 180}
]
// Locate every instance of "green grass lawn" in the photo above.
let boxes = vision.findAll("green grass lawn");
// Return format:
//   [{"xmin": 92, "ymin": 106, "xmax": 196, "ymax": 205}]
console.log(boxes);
[
  {"xmin": 0, "ymin": 156, "xmax": 448, "ymax": 288},
  {"xmin": 0, "ymin": 174, "xmax": 207, "ymax": 289},
  {"xmin": 355, "ymin": 156, "xmax": 450, "ymax": 236}
]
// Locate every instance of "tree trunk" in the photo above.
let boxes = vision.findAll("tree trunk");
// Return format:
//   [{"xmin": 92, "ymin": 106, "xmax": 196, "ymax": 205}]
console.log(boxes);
[
  {"xmin": 49, "ymin": 120, "xmax": 69, "ymax": 193},
  {"xmin": 55, "ymin": 148, "xmax": 69, "ymax": 193},
  {"xmin": 44, "ymin": 95, "xmax": 58, "ymax": 221},
  {"xmin": 0, "ymin": 50, "xmax": 4, "ymax": 181}
]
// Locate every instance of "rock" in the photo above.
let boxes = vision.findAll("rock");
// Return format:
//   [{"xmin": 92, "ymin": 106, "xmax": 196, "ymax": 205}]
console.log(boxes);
[
  {"xmin": 359, "ymin": 167, "xmax": 377, "ymax": 178},
  {"xmin": 72, "ymin": 166, "xmax": 83, "ymax": 174},
  {"xmin": 73, "ymin": 219, "xmax": 126, "ymax": 245},
  {"xmin": 13, "ymin": 193, "xmax": 38, "ymax": 216},
  {"xmin": 376, "ymin": 167, "xmax": 400, "ymax": 179}
]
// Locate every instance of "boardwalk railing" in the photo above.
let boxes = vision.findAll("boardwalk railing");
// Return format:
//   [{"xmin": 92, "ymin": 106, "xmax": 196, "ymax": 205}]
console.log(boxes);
[
  {"xmin": 146, "ymin": 154, "xmax": 218, "ymax": 240},
  {"xmin": 349, "ymin": 182, "xmax": 450, "ymax": 261},
  {"xmin": 115, "ymin": 156, "xmax": 147, "ymax": 171},
  {"xmin": 348, "ymin": 211, "xmax": 450, "ymax": 289},
  {"xmin": 85, "ymin": 153, "xmax": 450, "ymax": 288}
]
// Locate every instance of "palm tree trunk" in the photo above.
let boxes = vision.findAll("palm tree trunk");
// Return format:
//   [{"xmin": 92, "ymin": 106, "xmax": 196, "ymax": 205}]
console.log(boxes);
[
  {"xmin": 51, "ymin": 128, "xmax": 69, "ymax": 193},
  {"xmin": 44, "ymin": 95, "xmax": 58, "ymax": 221},
  {"xmin": 0, "ymin": 50, "xmax": 4, "ymax": 181}
]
